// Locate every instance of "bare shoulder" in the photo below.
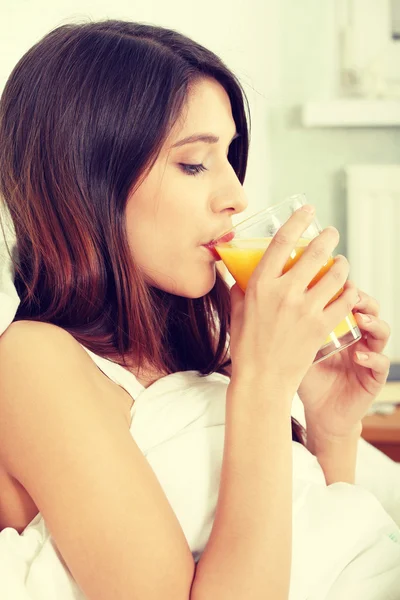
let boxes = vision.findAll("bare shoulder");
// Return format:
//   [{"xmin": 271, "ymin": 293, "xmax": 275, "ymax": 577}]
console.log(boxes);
[
  {"xmin": 0, "ymin": 320, "xmax": 194, "ymax": 599},
  {"xmin": 0, "ymin": 320, "xmax": 89, "ymax": 378},
  {"xmin": 1, "ymin": 318, "xmax": 76, "ymax": 339},
  {"xmin": 0, "ymin": 319, "xmax": 123, "ymax": 476},
  {"xmin": 0, "ymin": 319, "xmax": 130, "ymax": 420},
  {"xmin": 0, "ymin": 319, "xmax": 97, "ymax": 378}
]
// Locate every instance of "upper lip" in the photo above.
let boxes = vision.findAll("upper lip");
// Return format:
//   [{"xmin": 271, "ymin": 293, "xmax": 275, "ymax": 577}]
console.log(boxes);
[{"xmin": 203, "ymin": 229, "xmax": 235, "ymax": 247}]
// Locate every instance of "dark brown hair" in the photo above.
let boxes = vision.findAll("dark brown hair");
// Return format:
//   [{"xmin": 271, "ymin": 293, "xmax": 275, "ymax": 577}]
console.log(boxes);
[{"xmin": 0, "ymin": 19, "xmax": 305, "ymax": 444}]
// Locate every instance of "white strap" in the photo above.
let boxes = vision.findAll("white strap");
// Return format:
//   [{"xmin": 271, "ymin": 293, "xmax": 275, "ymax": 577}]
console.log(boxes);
[{"xmin": 79, "ymin": 344, "xmax": 145, "ymax": 399}]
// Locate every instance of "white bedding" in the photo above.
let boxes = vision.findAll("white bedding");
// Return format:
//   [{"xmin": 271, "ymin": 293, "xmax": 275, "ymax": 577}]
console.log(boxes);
[{"xmin": 0, "ymin": 368, "xmax": 399, "ymax": 600}]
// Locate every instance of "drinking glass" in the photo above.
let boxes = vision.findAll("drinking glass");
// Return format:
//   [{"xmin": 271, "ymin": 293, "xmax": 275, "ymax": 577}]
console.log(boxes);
[{"xmin": 213, "ymin": 193, "xmax": 362, "ymax": 364}]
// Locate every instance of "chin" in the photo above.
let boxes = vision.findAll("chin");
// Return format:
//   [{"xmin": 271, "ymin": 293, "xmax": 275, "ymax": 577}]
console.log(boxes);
[
  {"xmin": 184, "ymin": 279, "xmax": 217, "ymax": 299},
  {"xmin": 149, "ymin": 261, "xmax": 219, "ymax": 297},
  {"xmin": 168, "ymin": 270, "xmax": 217, "ymax": 299}
]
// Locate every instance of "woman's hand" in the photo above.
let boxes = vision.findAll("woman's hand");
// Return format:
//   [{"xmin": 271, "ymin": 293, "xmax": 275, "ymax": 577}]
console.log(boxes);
[
  {"xmin": 298, "ymin": 287, "xmax": 391, "ymax": 441},
  {"xmin": 229, "ymin": 206, "xmax": 360, "ymax": 402}
]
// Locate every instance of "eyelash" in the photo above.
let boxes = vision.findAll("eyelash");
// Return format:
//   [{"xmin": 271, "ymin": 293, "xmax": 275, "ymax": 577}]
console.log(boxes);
[{"xmin": 179, "ymin": 163, "xmax": 208, "ymax": 177}]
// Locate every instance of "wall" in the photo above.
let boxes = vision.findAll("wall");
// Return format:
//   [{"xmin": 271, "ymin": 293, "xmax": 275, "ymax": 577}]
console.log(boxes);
[{"xmin": 269, "ymin": 0, "xmax": 400, "ymax": 255}]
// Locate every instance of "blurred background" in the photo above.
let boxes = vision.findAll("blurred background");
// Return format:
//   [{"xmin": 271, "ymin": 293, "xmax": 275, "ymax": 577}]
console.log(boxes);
[{"xmin": 1, "ymin": 0, "xmax": 400, "ymax": 361}]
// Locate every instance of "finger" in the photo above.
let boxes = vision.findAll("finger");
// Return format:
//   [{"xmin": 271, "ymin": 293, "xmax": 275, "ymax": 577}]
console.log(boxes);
[
  {"xmin": 353, "ymin": 350, "xmax": 390, "ymax": 386},
  {"xmin": 252, "ymin": 204, "xmax": 316, "ymax": 280},
  {"xmin": 353, "ymin": 313, "xmax": 391, "ymax": 353},
  {"xmin": 317, "ymin": 279, "xmax": 359, "ymax": 331},
  {"xmin": 354, "ymin": 289, "xmax": 380, "ymax": 317},
  {"xmin": 287, "ymin": 226, "xmax": 342, "ymax": 295},
  {"xmin": 306, "ymin": 253, "xmax": 350, "ymax": 311}
]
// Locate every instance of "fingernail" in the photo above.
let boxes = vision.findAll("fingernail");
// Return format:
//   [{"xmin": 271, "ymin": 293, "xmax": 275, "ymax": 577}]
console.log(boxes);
[
  {"xmin": 302, "ymin": 204, "xmax": 315, "ymax": 214},
  {"xmin": 356, "ymin": 352, "xmax": 369, "ymax": 361},
  {"xmin": 359, "ymin": 314, "xmax": 372, "ymax": 323},
  {"xmin": 356, "ymin": 294, "xmax": 362, "ymax": 304}
]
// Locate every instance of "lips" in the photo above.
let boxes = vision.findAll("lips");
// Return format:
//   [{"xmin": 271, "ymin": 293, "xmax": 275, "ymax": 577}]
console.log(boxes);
[
  {"xmin": 205, "ymin": 246, "xmax": 221, "ymax": 260},
  {"xmin": 202, "ymin": 230, "xmax": 235, "ymax": 261},
  {"xmin": 204, "ymin": 230, "xmax": 235, "ymax": 249}
]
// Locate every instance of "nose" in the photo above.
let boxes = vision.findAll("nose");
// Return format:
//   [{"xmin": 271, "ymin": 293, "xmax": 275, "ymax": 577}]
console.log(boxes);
[{"xmin": 210, "ymin": 164, "xmax": 249, "ymax": 216}]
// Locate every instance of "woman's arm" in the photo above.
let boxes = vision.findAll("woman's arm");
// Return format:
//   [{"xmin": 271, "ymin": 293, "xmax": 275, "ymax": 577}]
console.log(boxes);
[
  {"xmin": 191, "ymin": 375, "xmax": 294, "ymax": 600},
  {"xmin": 0, "ymin": 321, "xmax": 195, "ymax": 600}
]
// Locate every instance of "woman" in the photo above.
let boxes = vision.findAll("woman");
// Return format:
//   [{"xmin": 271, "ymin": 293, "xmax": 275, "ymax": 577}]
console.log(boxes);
[{"xmin": 0, "ymin": 20, "xmax": 398, "ymax": 600}]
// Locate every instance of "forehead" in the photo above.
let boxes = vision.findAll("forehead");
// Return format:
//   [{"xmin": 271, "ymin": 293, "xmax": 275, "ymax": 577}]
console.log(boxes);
[{"xmin": 168, "ymin": 78, "xmax": 236, "ymax": 142}]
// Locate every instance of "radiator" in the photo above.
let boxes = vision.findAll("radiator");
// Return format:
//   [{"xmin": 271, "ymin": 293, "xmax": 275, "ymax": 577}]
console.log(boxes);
[{"xmin": 346, "ymin": 165, "xmax": 400, "ymax": 361}]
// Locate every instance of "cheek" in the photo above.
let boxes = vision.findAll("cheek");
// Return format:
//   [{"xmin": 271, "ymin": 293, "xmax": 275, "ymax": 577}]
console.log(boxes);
[
  {"xmin": 126, "ymin": 212, "xmax": 188, "ymax": 270},
  {"xmin": 127, "ymin": 220, "xmax": 216, "ymax": 296},
  {"xmin": 130, "ymin": 211, "xmax": 199, "ymax": 265},
  {"xmin": 125, "ymin": 169, "xmax": 205, "ymax": 269}
]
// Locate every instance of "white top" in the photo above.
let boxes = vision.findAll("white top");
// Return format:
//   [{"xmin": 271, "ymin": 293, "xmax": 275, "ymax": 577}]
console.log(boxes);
[{"xmin": 0, "ymin": 344, "xmax": 399, "ymax": 600}]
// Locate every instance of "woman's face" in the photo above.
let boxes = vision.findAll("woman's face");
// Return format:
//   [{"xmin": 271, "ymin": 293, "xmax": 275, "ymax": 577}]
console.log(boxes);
[{"xmin": 125, "ymin": 77, "xmax": 248, "ymax": 298}]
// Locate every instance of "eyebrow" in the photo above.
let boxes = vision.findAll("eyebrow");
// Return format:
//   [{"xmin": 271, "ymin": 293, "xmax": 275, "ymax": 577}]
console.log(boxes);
[{"xmin": 171, "ymin": 131, "xmax": 240, "ymax": 148}]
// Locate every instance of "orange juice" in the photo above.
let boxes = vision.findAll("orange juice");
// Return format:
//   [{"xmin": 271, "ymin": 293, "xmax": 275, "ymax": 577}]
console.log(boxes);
[{"xmin": 216, "ymin": 237, "xmax": 358, "ymax": 347}]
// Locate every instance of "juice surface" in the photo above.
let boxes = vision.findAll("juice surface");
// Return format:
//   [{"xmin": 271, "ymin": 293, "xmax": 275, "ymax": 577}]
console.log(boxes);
[{"xmin": 215, "ymin": 237, "xmax": 357, "ymax": 346}]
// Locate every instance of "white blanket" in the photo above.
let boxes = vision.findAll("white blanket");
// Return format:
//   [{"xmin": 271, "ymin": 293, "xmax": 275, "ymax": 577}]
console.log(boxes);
[{"xmin": 0, "ymin": 371, "xmax": 399, "ymax": 600}]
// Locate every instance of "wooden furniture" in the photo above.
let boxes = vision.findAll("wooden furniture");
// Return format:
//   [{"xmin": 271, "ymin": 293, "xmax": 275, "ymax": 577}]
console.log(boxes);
[{"xmin": 362, "ymin": 382, "xmax": 400, "ymax": 462}]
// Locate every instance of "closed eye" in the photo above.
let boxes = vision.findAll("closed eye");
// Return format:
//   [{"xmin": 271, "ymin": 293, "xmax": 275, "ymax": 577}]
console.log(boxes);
[{"xmin": 179, "ymin": 163, "xmax": 208, "ymax": 176}]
